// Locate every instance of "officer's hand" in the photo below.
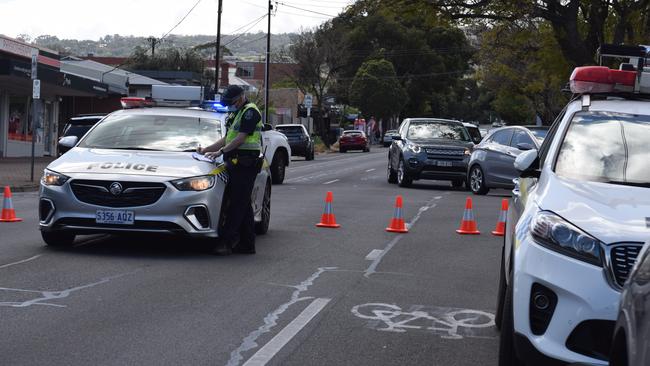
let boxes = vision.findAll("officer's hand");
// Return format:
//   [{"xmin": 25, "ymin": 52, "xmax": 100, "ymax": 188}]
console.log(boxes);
[
  {"xmin": 205, "ymin": 150, "xmax": 223, "ymax": 159},
  {"xmin": 197, "ymin": 147, "xmax": 204, "ymax": 154}
]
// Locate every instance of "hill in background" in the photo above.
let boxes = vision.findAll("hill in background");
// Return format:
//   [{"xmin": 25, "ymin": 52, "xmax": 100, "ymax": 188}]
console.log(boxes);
[{"xmin": 25, "ymin": 33, "xmax": 296, "ymax": 59}]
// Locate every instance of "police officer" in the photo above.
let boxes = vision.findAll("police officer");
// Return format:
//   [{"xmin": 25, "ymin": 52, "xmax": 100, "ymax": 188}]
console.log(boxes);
[{"xmin": 201, "ymin": 85, "xmax": 262, "ymax": 255}]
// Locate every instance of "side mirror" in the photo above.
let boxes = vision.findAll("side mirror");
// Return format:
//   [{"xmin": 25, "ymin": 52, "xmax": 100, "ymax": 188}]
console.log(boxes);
[
  {"xmin": 58, "ymin": 136, "xmax": 78, "ymax": 149},
  {"xmin": 262, "ymin": 123, "xmax": 273, "ymax": 132},
  {"xmin": 515, "ymin": 149, "xmax": 540, "ymax": 178},
  {"xmin": 391, "ymin": 135, "xmax": 402, "ymax": 141},
  {"xmin": 516, "ymin": 142, "xmax": 534, "ymax": 151}
]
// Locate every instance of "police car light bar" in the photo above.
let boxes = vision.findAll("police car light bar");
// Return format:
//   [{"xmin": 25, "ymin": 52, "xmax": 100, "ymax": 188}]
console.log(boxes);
[
  {"xmin": 569, "ymin": 66, "xmax": 639, "ymax": 94},
  {"xmin": 120, "ymin": 97, "xmax": 154, "ymax": 109}
]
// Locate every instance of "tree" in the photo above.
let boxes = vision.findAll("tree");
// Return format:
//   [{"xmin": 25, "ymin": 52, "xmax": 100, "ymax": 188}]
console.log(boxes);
[
  {"xmin": 129, "ymin": 46, "xmax": 204, "ymax": 74},
  {"xmin": 349, "ymin": 59, "xmax": 408, "ymax": 132}
]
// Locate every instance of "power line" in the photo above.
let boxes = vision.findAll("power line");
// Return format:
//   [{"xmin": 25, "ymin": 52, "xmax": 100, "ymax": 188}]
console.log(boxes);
[
  {"xmin": 160, "ymin": 0, "xmax": 203, "ymax": 41},
  {"xmin": 275, "ymin": 9, "xmax": 331, "ymax": 19},
  {"xmin": 274, "ymin": 1, "xmax": 337, "ymax": 17},
  {"xmin": 223, "ymin": 15, "xmax": 268, "ymax": 47},
  {"xmin": 279, "ymin": 0, "xmax": 348, "ymax": 9}
]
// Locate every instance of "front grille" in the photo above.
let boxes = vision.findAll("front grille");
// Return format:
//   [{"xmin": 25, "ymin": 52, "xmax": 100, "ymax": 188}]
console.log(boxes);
[
  {"xmin": 609, "ymin": 244, "xmax": 643, "ymax": 287},
  {"xmin": 425, "ymin": 148, "xmax": 465, "ymax": 160},
  {"xmin": 71, "ymin": 179, "xmax": 166, "ymax": 208}
]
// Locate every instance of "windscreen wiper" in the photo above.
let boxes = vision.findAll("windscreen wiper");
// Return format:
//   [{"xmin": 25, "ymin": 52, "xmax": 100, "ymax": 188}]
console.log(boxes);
[{"xmin": 604, "ymin": 180, "xmax": 650, "ymax": 188}]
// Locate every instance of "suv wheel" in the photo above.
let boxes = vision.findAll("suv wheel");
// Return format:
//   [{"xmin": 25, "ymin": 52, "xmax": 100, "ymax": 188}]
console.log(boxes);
[
  {"xmin": 397, "ymin": 159, "xmax": 412, "ymax": 187},
  {"xmin": 469, "ymin": 165, "xmax": 489, "ymax": 195},
  {"xmin": 270, "ymin": 151, "xmax": 286, "ymax": 184},
  {"xmin": 306, "ymin": 146, "xmax": 315, "ymax": 161},
  {"xmin": 255, "ymin": 182, "xmax": 271, "ymax": 235},
  {"xmin": 387, "ymin": 158, "xmax": 398, "ymax": 184},
  {"xmin": 42, "ymin": 231, "xmax": 76, "ymax": 247}
]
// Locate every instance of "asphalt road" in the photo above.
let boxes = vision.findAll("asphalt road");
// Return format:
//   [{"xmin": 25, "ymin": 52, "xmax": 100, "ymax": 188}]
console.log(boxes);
[{"xmin": 0, "ymin": 148, "xmax": 511, "ymax": 365}]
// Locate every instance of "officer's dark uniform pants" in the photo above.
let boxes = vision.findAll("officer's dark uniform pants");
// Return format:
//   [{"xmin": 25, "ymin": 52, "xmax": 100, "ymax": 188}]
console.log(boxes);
[{"xmin": 220, "ymin": 159, "xmax": 258, "ymax": 249}]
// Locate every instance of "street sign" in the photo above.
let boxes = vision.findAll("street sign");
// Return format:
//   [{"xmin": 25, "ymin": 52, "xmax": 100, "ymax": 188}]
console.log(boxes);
[
  {"xmin": 304, "ymin": 94, "xmax": 313, "ymax": 109},
  {"xmin": 31, "ymin": 49, "xmax": 38, "ymax": 79},
  {"xmin": 33, "ymin": 79, "xmax": 41, "ymax": 99}
]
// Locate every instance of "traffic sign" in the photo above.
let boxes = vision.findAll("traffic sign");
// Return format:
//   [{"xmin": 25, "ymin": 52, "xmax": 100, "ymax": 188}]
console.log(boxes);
[
  {"xmin": 31, "ymin": 49, "xmax": 38, "ymax": 79},
  {"xmin": 33, "ymin": 79, "xmax": 41, "ymax": 99},
  {"xmin": 304, "ymin": 94, "xmax": 313, "ymax": 109}
]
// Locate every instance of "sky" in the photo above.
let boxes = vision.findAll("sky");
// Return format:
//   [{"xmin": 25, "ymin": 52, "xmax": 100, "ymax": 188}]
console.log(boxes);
[{"xmin": 0, "ymin": 0, "xmax": 354, "ymax": 40}]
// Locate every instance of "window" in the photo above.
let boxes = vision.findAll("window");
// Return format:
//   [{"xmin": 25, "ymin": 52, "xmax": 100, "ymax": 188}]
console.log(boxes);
[
  {"xmin": 237, "ymin": 65, "xmax": 255, "ymax": 78},
  {"xmin": 555, "ymin": 111, "xmax": 650, "ymax": 185},
  {"xmin": 489, "ymin": 129, "xmax": 514, "ymax": 145},
  {"xmin": 510, "ymin": 130, "xmax": 534, "ymax": 147}
]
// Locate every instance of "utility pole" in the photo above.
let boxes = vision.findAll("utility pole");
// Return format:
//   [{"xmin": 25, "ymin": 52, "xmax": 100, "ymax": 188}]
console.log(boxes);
[
  {"xmin": 214, "ymin": 0, "xmax": 223, "ymax": 95},
  {"xmin": 147, "ymin": 36, "xmax": 157, "ymax": 57},
  {"xmin": 264, "ymin": 0, "xmax": 272, "ymax": 124}
]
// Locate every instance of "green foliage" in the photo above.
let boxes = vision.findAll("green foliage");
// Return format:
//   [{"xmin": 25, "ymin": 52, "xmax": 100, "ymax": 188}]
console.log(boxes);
[
  {"xmin": 349, "ymin": 59, "xmax": 408, "ymax": 122},
  {"xmin": 272, "ymin": 78, "xmax": 298, "ymax": 89},
  {"xmin": 129, "ymin": 46, "xmax": 204, "ymax": 73}
]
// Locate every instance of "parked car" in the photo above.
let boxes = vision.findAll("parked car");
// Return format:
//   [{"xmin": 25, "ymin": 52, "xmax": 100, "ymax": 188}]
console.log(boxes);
[
  {"xmin": 43, "ymin": 100, "xmax": 272, "ymax": 247},
  {"xmin": 382, "ymin": 130, "xmax": 399, "ymax": 147},
  {"xmin": 387, "ymin": 118, "xmax": 473, "ymax": 188},
  {"xmin": 611, "ymin": 241, "xmax": 650, "ymax": 366},
  {"xmin": 275, "ymin": 124, "xmax": 314, "ymax": 161},
  {"xmin": 339, "ymin": 130, "xmax": 369, "ymax": 153},
  {"xmin": 467, "ymin": 125, "xmax": 549, "ymax": 195},
  {"xmin": 58, "ymin": 115, "xmax": 104, "ymax": 155},
  {"xmin": 497, "ymin": 58, "xmax": 650, "ymax": 365},
  {"xmin": 462, "ymin": 122, "xmax": 483, "ymax": 144}
]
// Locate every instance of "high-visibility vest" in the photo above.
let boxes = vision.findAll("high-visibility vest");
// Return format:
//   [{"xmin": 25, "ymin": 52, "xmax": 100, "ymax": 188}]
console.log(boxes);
[{"xmin": 225, "ymin": 102, "xmax": 262, "ymax": 151}]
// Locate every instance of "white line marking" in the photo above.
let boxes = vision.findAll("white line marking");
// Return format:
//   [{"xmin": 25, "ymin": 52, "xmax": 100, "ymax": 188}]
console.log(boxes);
[
  {"xmin": 322, "ymin": 179, "xmax": 339, "ymax": 185},
  {"xmin": 365, "ymin": 197, "xmax": 440, "ymax": 278},
  {"xmin": 242, "ymin": 298, "xmax": 331, "ymax": 366},
  {"xmin": 227, "ymin": 267, "xmax": 337, "ymax": 366},
  {"xmin": 365, "ymin": 249, "xmax": 384, "ymax": 261},
  {"xmin": 365, "ymin": 168, "xmax": 376, "ymax": 172},
  {"xmin": 0, "ymin": 255, "xmax": 42, "ymax": 270}
]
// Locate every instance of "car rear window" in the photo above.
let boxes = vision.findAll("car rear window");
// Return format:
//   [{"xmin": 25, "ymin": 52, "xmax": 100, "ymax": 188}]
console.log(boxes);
[
  {"xmin": 343, "ymin": 131, "xmax": 364, "ymax": 136},
  {"xmin": 78, "ymin": 114, "xmax": 223, "ymax": 152},
  {"xmin": 276, "ymin": 126, "xmax": 304, "ymax": 134},
  {"xmin": 555, "ymin": 111, "xmax": 650, "ymax": 186}
]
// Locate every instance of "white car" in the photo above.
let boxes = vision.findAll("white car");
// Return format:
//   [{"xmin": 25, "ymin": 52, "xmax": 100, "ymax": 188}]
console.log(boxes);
[
  {"xmin": 497, "ymin": 58, "xmax": 650, "ymax": 364},
  {"xmin": 40, "ymin": 105, "xmax": 272, "ymax": 247}
]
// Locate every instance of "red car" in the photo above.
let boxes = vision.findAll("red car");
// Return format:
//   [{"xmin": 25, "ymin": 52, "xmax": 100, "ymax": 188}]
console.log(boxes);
[{"xmin": 339, "ymin": 130, "xmax": 370, "ymax": 153}]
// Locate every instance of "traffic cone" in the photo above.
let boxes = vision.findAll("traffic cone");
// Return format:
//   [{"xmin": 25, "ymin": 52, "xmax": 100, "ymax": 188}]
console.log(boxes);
[
  {"xmin": 456, "ymin": 197, "xmax": 480, "ymax": 235},
  {"xmin": 316, "ymin": 191, "xmax": 340, "ymax": 228},
  {"xmin": 386, "ymin": 195, "xmax": 408, "ymax": 233},
  {"xmin": 0, "ymin": 186, "xmax": 23, "ymax": 223},
  {"xmin": 492, "ymin": 199, "xmax": 508, "ymax": 236}
]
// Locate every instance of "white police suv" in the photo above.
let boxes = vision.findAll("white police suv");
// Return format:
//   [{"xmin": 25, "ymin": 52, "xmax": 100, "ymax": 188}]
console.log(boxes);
[
  {"xmin": 497, "ymin": 44, "xmax": 650, "ymax": 365},
  {"xmin": 39, "ymin": 90, "xmax": 271, "ymax": 247}
]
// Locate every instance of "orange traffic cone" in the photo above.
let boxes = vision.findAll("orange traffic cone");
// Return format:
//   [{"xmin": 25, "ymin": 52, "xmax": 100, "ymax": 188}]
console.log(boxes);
[
  {"xmin": 0, "ymin": 186, "xmax": 22, "ymax": 223},
  {"xmin": 386, "ymin": 195, "xmax": 408, "ymax": 233},
  {"xmin": 316, "ymin": 191, "xmax": 340, "ymax": 228},
  {"xmin": 456, "ymin": 197, "xmax": 480, "ymax": 235},
  {"xmin": 492, "ymin": 199, "xmax": 508, "ymax": 236}
]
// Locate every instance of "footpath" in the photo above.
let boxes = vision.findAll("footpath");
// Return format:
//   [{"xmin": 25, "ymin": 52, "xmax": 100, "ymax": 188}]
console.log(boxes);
[{"xmin": 0, "ymin": 157, "xmax": 56, "ymax": 192}]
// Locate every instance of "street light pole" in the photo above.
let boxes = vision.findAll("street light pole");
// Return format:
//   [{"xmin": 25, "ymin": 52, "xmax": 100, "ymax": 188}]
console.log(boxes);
[
  {"xmin": 264, "ymin": 0, "xmax": 272, "ymax": 124},
  {"xmin": 214, "ymin": 0, "xmax": 223, "ymax": 95}
]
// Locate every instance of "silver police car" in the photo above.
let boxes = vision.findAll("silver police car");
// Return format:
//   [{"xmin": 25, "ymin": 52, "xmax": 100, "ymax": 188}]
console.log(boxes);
[{"xmin": 39, "ymin": 106, "xmax": 271, "ymax": 247}]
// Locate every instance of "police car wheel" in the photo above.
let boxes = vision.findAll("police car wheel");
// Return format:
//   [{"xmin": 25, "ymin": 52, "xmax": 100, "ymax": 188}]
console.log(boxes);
[
  {"xmin": 41, "ymin": 231, "xmax": 76, "ymax": 247},
  {"xmin": 498, "ymin": 271, "xmax": 523, "ymax": 366},
  {"xmin": 495, "ymin": 246, "xmax": 507, "ymax": 330},
  {"xmin": 271, "ymin": 152, "xmax": 286, "ymax": 184},
  {"xmin": 255, "ymin": 182, "xmax": 271, "ymax": 235}
]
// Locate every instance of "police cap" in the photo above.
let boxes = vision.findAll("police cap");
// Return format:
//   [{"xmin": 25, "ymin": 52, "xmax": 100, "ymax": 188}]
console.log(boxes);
[{"xmin": 221, "ymin": 85, "xmax": 244, "ymax": 106}]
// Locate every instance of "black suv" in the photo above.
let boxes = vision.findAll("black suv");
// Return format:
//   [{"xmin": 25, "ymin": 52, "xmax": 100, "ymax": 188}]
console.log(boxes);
[
  {"xmin": 58, "ymin": 115, "xmax": 104, "ymax": 155},
  {"xmin": 275, "ymin": 124, "xmax": 314, "ymax": 160},
  {"xmin": 387, "ymin": 118, "xmax": 473, "ymax": 188}
]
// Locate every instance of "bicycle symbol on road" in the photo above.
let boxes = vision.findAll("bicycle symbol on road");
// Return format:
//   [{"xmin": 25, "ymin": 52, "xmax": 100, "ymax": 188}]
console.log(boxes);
[{"xmin": 351, "ymin": 303, "xmax": 495, "ymax": 339}]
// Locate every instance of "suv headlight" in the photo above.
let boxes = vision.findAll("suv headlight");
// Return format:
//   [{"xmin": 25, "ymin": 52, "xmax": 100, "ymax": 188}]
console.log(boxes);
[
  {"xmin": 171, "ymin": 175, "xmax": 215, "ymax": 191},
  {"xmin": 530, "ymin": 211, "xmax": 602, "ymax": 266},
  {"xmin": 42, "ymin": 169, "xmax": 69, "ymax": 186},
  {"xmin": 406, "ymin": 143, "xmax": 421, "ymax": 153}
]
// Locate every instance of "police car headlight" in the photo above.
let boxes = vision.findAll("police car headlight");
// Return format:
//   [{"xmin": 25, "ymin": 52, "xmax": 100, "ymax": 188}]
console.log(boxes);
[
  {"xmin": 42, "ymin": 169, "xmax": 69, "ymax": 186},
  {"xmin": 406, "ymin": 143, "xmax": 421, "ymax": 153},
  {"xmin": 171, "ymin": 175, "xmax": 215, "ymax": 191},
  {"xmin": 530, "ymin": 211, "xmax": 602, "ymax": 266}
]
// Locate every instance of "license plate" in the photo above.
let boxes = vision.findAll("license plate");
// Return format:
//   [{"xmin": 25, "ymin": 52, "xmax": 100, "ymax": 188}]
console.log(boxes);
[
  {"xmin": 95, "ymin": 210, "xmax": 135, "ymax": 225},
  {"xmin": 435, "ymin": 160, "xmax": 453, "ymax": 167}
]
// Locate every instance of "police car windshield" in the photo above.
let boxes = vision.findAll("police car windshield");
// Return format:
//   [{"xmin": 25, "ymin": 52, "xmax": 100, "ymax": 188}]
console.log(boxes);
[
  {"xmin": 555, "ymin": 111, "xmax": 650, "ymax": 186},
  {"xmin": 407, "ymin": 121, "xmax": 470, "ymax": 141},
  {"xmin": 78, "ymin": 114, "xmax": 222, "ymax": 152}
]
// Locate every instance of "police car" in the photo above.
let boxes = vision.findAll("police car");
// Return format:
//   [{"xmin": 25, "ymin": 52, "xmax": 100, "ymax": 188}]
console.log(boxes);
[
  {"xmin": 39, "ymin": 87, "xmax": 271, "ymax": 247},
  {"xmin": 497, "ymin": 44, "xmax": 650, "ymax": 365}
]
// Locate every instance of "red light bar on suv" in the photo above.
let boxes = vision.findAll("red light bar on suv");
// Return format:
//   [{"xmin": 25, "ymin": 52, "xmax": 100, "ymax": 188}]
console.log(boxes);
[
  {"xmin": 120, "ymin": 97, "xmax": 154, "ymax": 109},
  {"xmin": 570, "ymin": 66, "xmax": 636, "ymax": 94}
]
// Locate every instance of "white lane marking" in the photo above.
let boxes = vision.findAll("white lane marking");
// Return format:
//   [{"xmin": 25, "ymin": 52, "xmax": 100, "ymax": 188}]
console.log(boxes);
[
  {"xmin": 0, "ymin": 255, "xmax": 42, "ymax": 270},
  {"xmin": 364, "ymin": 197, "xmax": 440, "ymax": 278},
  {"xmin": 227, "ymin": 267, "xmax": 337, "ymax": 366},
  {"xmin": 243, "ymin": 298, "xmax": 331, "ymax": 366},
  {"xmin": 365, "ymin": 249, "xmax": 384, "ymax": 261},
  {"xmin": 434, "ymin": 196, "xmax": 442, "ymax": 200},
  {"xmin": 322, "ymin": 179, "xmax": 339, "ymax": 185},
  {"xmin": 365, "ymin": 168, "xmax": 376, "ymax": 172}
]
